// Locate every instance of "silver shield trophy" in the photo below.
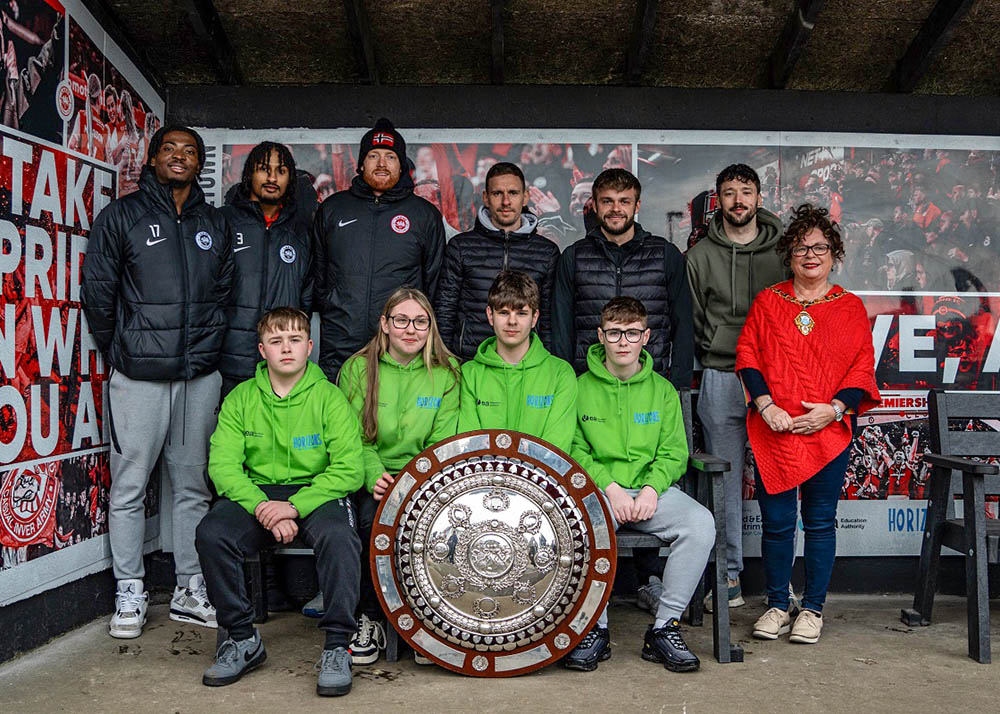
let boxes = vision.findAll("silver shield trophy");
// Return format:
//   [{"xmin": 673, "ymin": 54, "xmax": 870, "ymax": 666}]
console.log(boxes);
[{"xmin": 370, "ymin": 430, "xmax": 616, "ymax": 677}]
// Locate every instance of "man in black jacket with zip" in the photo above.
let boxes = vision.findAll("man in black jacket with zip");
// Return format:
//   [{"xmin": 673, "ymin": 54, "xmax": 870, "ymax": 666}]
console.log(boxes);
[
  {"xmin": 552, "ymin": 168, "xmax": 693, "ymax": 392},
  {"xmin": 434, "ymin": 162, "xmax": 560, "ymax": 360},
  {"xmin": 220, "ymin": 141, "xmax": 314, "ymax": 397},
  {"xmin": 82, "ymin": 125, "xmax": 233, "ymax": 640},
  {"xmin": 311, "ymin": 118, "xmax": 445, "ymax": 381}
]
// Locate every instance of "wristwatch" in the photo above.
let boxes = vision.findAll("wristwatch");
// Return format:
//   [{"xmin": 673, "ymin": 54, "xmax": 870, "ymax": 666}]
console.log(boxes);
[{"xmin": 831, "ymin": 402, "xmax": 844, "ymax": 422}]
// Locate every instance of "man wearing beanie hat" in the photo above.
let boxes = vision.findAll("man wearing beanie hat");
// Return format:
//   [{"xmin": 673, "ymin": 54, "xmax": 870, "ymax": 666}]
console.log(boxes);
[{"xmin": 311, "ymin": 118, "xmax": 445, "ymax": 382}]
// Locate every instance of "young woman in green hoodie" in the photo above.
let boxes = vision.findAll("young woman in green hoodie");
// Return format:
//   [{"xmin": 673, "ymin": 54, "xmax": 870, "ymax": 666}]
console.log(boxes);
[{"xmin": 337, "ymin": 287, "xmax": 461, "ymax": 665}]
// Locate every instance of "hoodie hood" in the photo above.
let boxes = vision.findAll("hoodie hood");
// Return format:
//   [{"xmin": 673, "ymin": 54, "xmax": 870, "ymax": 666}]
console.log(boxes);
[
  {"xmin": 475, "ymin": 205, "xmax": 538, "ymax": 237},
  {"xmin": 586, "ymin": 343, "xmax": 654, "ymax": 385},
  {"xmin": 254, "ymin": 359, "xmax": 327, "ymax": 403},
  {"xmin": 704, "ymin": 207, "xmax": 783, "ymax": 253},
  {"xmin": 473, "ymin": 333, "xmax": 549, "ymax": 369},
  {"xmin": 349, "ymin": 169, "xmax": 415, "ymax": 202}
]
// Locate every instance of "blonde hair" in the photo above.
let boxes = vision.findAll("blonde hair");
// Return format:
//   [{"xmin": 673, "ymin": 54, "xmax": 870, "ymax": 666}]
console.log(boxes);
[{"xmin": 338, "ymin": 288, "xmax": 460, "ymax": 443}]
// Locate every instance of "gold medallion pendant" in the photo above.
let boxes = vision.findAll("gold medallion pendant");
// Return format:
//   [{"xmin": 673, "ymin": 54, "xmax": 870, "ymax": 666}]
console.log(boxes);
[{"xmin": 794, "ymin": 310, "xmax": 815, "ymax": 335}]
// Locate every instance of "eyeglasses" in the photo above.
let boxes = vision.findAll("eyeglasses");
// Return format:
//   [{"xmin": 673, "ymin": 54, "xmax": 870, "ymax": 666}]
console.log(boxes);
[
  {"xmin": 389, "ymin": 315, "xmax": 430, "ymax": 331},
  {"xmin": 601, "ymin": 328, "xmax": 644, "ymax": 343},
  {"xmin": 791, "ymin": 243, "xmax": 831, "ymax": 257}
]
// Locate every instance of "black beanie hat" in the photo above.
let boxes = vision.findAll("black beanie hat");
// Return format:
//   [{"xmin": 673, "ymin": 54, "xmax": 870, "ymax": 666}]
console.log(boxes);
[{"xmin": 358, "ymin": 117, "xmax": 406, "ymax": 171}]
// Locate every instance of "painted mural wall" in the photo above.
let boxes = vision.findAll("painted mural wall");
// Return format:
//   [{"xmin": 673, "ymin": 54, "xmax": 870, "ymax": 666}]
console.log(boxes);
[{"xmin": 0, "ymin": 0, "xmax": 163, "ymax": 605}]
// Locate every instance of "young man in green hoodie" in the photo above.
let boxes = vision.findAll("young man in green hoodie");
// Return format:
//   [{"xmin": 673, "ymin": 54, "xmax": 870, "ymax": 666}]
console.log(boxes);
[
  {"xmin": 685, "ymin": 163, "xmax": 787, "ymax": 610},
  {"xmin": 195, "ymin": 307, "xmax": 364, "ymax": 697},
  {"xmin": 565, "ymin": 297, "xmax": 715, "ymax": 673},
  {"xmin": 459, "ymin": 270, "xmax": 577, "ymax": 453}
]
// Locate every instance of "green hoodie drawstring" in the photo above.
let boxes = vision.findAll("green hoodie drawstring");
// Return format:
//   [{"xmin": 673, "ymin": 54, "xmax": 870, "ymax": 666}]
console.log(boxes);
[{"xmin": 624, "ymin": 381, "xmax": 633, "ymax": 460}]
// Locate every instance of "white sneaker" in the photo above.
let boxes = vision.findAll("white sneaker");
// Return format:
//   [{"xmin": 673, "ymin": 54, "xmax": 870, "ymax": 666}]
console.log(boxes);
[
  {"xmin": 170, "ymin": 574, "xmax": 217, "ymax": 628},
  {"xmin": 110, "ymin": 579, "xmax": 148, "ymax": 639},
  {"xmin": 413, "ymin": 652, "xmax": 432, "ymax": 665},
  {"xmin": 349, "ymin": 614, "xmax": 386, "ymax": 665}
]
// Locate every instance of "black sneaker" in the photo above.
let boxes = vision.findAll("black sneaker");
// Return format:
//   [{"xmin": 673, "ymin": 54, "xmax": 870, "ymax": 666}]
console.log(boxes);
[
  {"xmin": 562, "ymin": 627, "xmax": 611, "ymax": 671},
  {"xmin": 642, "ymin": 620, "xmax": 700, "ymax": 672}
]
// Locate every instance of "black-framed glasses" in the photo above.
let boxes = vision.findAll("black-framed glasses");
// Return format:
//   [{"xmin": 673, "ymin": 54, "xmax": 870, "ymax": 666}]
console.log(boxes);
[
  {"xmin": 389, "ymin": 315, "xmax": 430, "ymax": 331},
  {"xmin": 791, "ymin": 243, "xmax": 831, "ymax": 257},
  {"xmin": 601, "ymin": 328, "xmax": 644, "ymax": 343}
]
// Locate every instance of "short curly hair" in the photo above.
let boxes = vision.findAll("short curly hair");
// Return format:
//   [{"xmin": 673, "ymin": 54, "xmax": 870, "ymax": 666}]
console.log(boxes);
[{"xmin": 776, "ymin": 203, "xmax": 845, "ymax": 268}]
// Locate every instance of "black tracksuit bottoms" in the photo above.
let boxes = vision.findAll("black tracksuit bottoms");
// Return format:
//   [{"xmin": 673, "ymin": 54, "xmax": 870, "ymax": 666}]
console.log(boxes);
[{"xmin": 196, "ymin": 484, "xmax": 360, "ymax": 649}]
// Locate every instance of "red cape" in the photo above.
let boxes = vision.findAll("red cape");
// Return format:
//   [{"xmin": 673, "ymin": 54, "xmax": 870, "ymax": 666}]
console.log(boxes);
[{"xmin": 735, "ymin": 281, "xmax": 881, "ymax": 494}]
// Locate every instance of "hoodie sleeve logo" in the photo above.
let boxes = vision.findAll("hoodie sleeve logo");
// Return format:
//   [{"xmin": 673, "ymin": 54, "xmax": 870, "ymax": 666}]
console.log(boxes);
[
  {"xmin": 280, "ymin": 245, "xmax": 296, "ymax": 263},
  {"xmin": 391, "ymin": 215, "xmax": 410, "ymax": 234},
  {"xmin": 195, "ymin": 231, "xmax": 213, "ymax": 250}
]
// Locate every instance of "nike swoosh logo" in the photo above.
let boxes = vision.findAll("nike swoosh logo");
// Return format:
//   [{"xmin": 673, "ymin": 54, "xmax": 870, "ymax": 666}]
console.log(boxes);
[
  {"xmin": 233, "ymin": 246, "xmax": 252, "ymax": 252},
  {"xmin": 245, "ymin": 641, "xmax": 262, "ymax": 662},
  {"xmin": 146, "ymin": 237, "xmax": 167, "ymax": 246},
  {"xmin": 338, "ymin": 219, "xmax": 358, "ymax": 227}
]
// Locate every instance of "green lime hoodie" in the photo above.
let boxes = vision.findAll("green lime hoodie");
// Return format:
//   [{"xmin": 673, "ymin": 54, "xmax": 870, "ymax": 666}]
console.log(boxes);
[
  {"xmin": 572, "ymin": 344, "xmax": 688, "ymax": 495},
  {"xmin": 208, "ymin": 360, "xmax": 364, "ymax": 517},
  {"xmin": 685, "ymin": 208, "xmax": 787, "ymax": 371},
  {"xmin": 339, "ymin": 352, "xmax": 460, "ymax": 492},
  {"xmin": 459, "ymin": 334, "xmax": 577, "ymax": 453}
]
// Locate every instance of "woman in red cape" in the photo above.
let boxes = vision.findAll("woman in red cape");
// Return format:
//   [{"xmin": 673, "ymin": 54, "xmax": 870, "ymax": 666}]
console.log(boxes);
[{"xmin": 735, "ymin": 204, "xmax": 879, "ymax": 645}]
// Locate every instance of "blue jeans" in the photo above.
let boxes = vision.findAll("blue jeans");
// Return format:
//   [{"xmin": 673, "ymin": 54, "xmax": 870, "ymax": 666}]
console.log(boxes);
[{"xmin": 755, "ymin": 445, "xmax": 850, "ymax": 613}]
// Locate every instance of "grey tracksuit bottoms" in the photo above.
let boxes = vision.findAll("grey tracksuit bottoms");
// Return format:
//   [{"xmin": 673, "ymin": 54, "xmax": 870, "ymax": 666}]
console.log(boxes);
[{"xmin": 107, "ymin": 369, "xmax": 221, "ymax": 586}]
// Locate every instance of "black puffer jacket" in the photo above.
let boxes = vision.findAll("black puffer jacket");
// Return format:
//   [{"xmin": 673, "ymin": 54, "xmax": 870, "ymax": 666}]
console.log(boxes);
[
  {"xmin": 311, "ymin": 171, "xmax": 445, "ymax": 380},
  {"xmin": 552, "ymin": 223, "xmax": 693, "ymax": 390},
  {"xmin": 82, "ymin": 169, "xmax": 234, "ymax": 381},
  {"xmin": 434, "ymin": 207, "xmax": 560, "ymax": 360},
  {"xmin": 219, "ymin": 188, "xmax": 313, "ymax": 382}
]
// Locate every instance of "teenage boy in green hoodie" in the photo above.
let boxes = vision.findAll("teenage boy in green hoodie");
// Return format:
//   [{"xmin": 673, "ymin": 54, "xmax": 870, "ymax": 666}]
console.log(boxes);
[
  {"xmin": 196, "ymin": 307, "xmax": 363, "ymax": 697},
  {"xmin": 459, "ymin": 270, "xmax": 577, "ymax": 453},
  {"xmin": 565, "ymin": 297, "xmax": 715, "ymax": 673},
  {"xmin": 685, "ymin": 163, "xmax": 788, "ymax": 610}
]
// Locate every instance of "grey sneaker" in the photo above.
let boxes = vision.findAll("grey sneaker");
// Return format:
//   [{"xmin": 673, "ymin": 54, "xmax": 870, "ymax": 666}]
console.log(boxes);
[
  {"xmin": 302, "ymin": 592, "xmax": 324, "ymax": 618},
  {"xmin": 202, "ymin": 631, "xmax": 266, "ymax": 686},
  {"xmin": 316, "ymin": 647, "xmax": 352, "ymax": 696},
  {"xmin": 636, "ymin": 575, "xmax": 663, "ymax": 615}
]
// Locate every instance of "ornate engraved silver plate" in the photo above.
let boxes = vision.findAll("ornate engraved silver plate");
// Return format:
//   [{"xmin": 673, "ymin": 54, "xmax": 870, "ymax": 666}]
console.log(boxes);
[{"xmin": 371, "ymin": 430, "xmax": 616, "ymax": 677}]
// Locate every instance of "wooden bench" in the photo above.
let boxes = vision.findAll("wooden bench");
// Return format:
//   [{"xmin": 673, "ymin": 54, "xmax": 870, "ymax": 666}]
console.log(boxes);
[{"xmin": 900, "ymin": 389, "xmax": 1000, "ymax": 663}]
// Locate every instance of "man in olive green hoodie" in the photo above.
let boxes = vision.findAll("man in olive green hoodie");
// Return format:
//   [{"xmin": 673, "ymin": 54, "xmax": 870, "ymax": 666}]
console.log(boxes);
[
  {"xmin": 196, "ymin": 308, "xmax": 363, "ymax": 697},
  {"xmin": 564, "ymin": 297, "xmax": 715, "ymax": 673},
  {"xmin": 459, "ymin": 270, "xmax": 577, "ymax": 453},
  {"xmin": 685, "ymin": 164, "xmax": 787, "ymax": 608}
]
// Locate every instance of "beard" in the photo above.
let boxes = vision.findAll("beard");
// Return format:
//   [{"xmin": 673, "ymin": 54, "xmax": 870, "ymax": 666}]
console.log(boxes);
[
  {"xmin": 722, "ymin": 203, "xmax": 757, "ymax": 228},
  {"xmin": 363, "ymin": 169, "xmax": 401, "ymax": 193},
  {"xmin": 599, "ymin": 213, "xmax": 635, "ymax": 236}
]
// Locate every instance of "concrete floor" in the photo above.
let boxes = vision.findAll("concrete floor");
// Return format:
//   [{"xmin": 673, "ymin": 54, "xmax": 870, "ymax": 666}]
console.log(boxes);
[{"xmin": 2, "ymin": 595, "xmax": 998, "ymax": 714}]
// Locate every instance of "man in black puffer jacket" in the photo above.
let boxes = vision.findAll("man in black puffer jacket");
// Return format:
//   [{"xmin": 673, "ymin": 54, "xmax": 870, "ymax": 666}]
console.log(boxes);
[
  {"xmin": 553, "ymin": 168, "xmax": 693, "ymax": 391},
  {"xmin": 435, "ymin": 162, "xmax": 560, "ymax": 360},
  {"xmin": 220, "ymin": 142, "xmax": 315, "ymax": 396},
  {"xmin": 311, "ymin": 118, "xmax": 445, "ymax": 380},
  {"xmin": 82, "ymin": 125, "xmax": 233, "ymax": 639}
]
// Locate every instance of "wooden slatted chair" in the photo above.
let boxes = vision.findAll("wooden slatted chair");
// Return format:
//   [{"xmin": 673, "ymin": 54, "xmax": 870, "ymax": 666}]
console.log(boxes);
[{"xmin": 900, "ymin": 389, "xmax": 1000, "ymax": 663}]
